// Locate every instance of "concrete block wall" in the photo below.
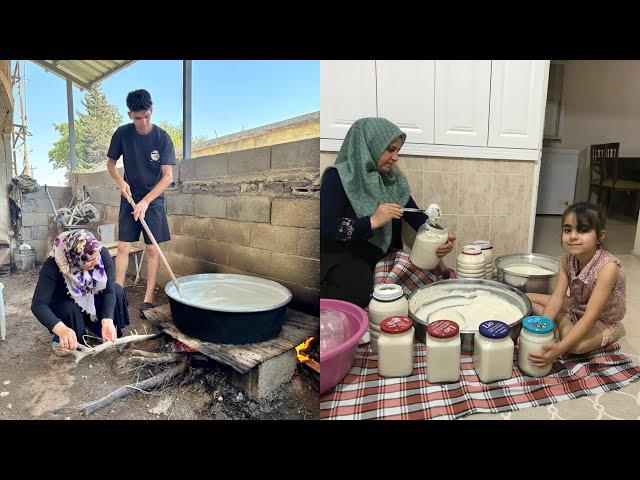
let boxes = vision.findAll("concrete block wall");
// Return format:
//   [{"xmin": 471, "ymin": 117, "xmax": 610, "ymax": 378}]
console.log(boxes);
[
  {"xmin": 19, "ymin": 186, "xmax": 73, "ymax": 262},
  {"xmin": 72, "ymin": 139, "xmax": 320, "ymax": 312}
]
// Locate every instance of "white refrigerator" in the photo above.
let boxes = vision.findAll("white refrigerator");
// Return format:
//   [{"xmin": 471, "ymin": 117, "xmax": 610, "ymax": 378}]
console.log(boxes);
[{"xmin": 536, "ymin": 147, "xmax": 579, "ymax": 215}]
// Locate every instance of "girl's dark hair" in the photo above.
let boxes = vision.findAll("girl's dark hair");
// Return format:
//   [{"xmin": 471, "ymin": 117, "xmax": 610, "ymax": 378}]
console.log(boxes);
[
  {"xmin": 561, "ymin": 202, "xmax": 606, "ymax": 245},
  {"xmin": 126, "ymin": 89, "xmax": 153, "ymax": 112}
]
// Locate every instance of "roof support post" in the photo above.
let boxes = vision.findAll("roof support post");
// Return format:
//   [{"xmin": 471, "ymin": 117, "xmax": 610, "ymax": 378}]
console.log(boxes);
[
  {"xmin": 182, "ymin": 60, "xmax": 192, "ymax": 161},
  {"xmin": 66, "ymin": 78, "xmax": 77, "ymax": 172}
]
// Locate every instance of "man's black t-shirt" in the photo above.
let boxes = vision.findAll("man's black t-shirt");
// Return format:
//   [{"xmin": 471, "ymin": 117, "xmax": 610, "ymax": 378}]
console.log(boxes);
[{"xmin": 107, "ymin": 123, "xmax": 176, "ymax": 203}]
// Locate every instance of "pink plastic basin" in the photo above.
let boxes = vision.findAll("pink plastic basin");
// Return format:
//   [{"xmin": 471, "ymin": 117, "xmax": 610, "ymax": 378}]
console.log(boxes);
[{"xmin": 320, "ymin": 298, "xmax": 369, "ymax": 395}]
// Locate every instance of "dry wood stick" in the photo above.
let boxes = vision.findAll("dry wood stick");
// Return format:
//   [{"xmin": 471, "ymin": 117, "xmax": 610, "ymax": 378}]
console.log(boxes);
[
  {"xmin": 127, "ymin": 352, "xmax": 183, "ymax": 365},
  {"xmin": 68, "ymin": 333, "xmax": 160, "ymax": 364},
  {"xmin": 126, "ymin": 195, "xmax": 181, "ymax": 297},
  {"xmin": 53, "ymin": 358, "xmax": 188, "ymax": 416}
]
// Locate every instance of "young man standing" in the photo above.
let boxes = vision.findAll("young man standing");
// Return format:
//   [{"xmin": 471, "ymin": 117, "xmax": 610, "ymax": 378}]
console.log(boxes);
[{"xmin": 106, "ymin": 89, "xmax": 176, "ymax": 317}]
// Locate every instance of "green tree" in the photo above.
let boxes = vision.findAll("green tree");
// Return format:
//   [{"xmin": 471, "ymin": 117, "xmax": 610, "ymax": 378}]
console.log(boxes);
[
  {"xmin": 48, "ymin": 84, "xmax": 122, "ymax": 179},
  {"xmin": 157, "ymin": 120, "xmax": 209, "ymax": 158}
]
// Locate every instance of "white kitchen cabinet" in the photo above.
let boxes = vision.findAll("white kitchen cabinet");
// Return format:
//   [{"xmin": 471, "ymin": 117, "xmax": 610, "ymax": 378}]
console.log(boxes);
[
  {"xmin": 434, "ymin": 60, "xmax": 491, "ymax": 146},
  {"xmin": 377, "ymin": 60, "xmax": 435, "ymax": 144},
  {"xmin": 320, "ymin": 60, "xmax": 377, "ymax": 140},
  {"xmin": 488, "ymin": 60, "xmax": 550, "ymax": 149}
]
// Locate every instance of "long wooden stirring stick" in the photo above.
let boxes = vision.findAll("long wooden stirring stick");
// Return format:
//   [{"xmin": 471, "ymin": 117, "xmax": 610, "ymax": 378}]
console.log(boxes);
[{"xmin": 126, "ymin": 195, "xmax": 182, "ymax": 298}]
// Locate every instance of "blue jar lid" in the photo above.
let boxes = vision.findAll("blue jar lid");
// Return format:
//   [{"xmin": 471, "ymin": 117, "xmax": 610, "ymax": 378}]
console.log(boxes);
[
  {"xmin": 522, "ymin": 316, "xmax": 554, "ymax": 334},
  {"xmin": 479, "ymin": 320, "xmax": 510, "ymax": 339}
]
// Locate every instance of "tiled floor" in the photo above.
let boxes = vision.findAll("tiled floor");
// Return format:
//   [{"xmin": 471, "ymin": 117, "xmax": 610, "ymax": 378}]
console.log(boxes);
[{"xmin": 464, "ymin": 214, "xmax": 640, "ymax": 420}]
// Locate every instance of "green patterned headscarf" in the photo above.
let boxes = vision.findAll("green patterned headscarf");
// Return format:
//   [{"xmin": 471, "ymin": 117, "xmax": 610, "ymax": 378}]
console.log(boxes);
[{"xmin": 327, "ymin": 117, "xmax": 410, "ymax": 252}]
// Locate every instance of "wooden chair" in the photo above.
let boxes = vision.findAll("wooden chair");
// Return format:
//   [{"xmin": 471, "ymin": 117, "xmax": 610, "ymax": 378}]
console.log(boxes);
[
  {"xmin": 610, "ymin": 153, "xmax": 640, "ymax": 217},
  {"xmin": 588, "ymin": 143, "xmax": 616, "ymax": 209}
]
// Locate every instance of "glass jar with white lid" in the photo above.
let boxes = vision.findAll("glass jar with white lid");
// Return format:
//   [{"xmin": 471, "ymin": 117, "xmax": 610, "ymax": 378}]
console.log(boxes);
[{"xmin": 368, "ymin": 284, "xmax": 408, "ymax": 352}]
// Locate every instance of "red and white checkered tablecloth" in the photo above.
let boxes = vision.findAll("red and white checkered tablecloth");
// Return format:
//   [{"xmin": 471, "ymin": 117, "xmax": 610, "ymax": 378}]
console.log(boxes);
[{"xmin": 320, "ymin": 342, "xmax": 640, "ymax": 420}]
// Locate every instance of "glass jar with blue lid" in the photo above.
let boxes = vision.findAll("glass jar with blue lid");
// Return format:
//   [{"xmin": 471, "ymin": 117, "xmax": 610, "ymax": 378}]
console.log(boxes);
[
  {"xmin": 518, "ymin": 316, "xmax": 556, "ymax": 377},
  {"xmin": 473, "ymin": 320, "xmax": 514, "ymax": 383}
]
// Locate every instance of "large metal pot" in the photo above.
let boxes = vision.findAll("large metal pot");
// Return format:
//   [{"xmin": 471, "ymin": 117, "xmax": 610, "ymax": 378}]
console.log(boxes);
[
  {"xmin": 165, "ymin": 274, "xmax": 292, "ymax": 344},
  {"xmin": 495, "ymin": 253, "xmax": 559, "ymax": 294},
  {"xmin": 408, "ymin": 279, "xmax": 531, "ymax": 353}
]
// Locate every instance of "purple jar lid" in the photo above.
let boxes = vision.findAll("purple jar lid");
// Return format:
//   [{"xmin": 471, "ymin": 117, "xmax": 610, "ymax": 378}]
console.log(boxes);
[{"xmin": 479, "ymin": 320, "xmax": 510, "ymax": 339}]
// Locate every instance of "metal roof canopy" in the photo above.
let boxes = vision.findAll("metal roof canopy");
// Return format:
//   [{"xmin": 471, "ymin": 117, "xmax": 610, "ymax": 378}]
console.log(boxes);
[{"xmin": 32, "ymin": 60, "xmax": 136, "ymax": 90}]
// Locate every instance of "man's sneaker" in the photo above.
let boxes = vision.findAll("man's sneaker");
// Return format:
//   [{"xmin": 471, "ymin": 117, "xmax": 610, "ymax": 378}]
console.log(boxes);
[
  {"xmin": 139, "ymin": 302, "xmax": 155, "ymax": 318},
  {"xmin": 51, "ymin": 335, "xmax": 71, "ymax": 357}
]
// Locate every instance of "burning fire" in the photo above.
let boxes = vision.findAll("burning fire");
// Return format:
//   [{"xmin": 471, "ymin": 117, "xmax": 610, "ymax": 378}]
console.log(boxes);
[{"xmin": 295, "ymin": 336, "xmax": 315, "ymax": 363}]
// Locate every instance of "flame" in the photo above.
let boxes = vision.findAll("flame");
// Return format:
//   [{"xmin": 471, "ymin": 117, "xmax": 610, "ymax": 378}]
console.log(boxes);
[{"xmin": 295, "ymin": 336, "xmax": 315, "ymax": 363}]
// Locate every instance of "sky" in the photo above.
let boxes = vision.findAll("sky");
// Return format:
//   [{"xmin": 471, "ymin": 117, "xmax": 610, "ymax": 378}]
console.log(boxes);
[{"xmin": 11, "ymin": 60, "xmax": 320, "ymax": 186}]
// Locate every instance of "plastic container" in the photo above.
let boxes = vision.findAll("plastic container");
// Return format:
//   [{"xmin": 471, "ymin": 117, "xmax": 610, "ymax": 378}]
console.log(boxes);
[
  {"xmin": 473, "ymin": 320, "xmax": 514, "ymax": 382},
  {"xmin": 518, "ymin": 316, "xmax": 555, "ymax": 377},
  {"xmin": 410, "ymin": 221, "xmax": 449, "ymax": 270},
  {"xmin": 426, "ymin": 320, "xmax": 461, "ymax": 383},
  {"xmin": 97, "ymin": 223, "xmax": 116, "ymax": 243},
  {"xmin": 368, "ymin": 284, "xmax": 408, "ymax": 352},
  {"xmin": 320, "ymin": 299, "xmax": 369, "ymax": 395},
  {"xmin": 378, "ymin": 316, "xmax": 415, "ymax": 377},
  {"xmin": 456, "ymin": 245, "xmax": 486, "ymax": 279},
  {"xmin": 473, "ymin": 240, "xmax": 494, "ymax": 279},
  {"xmin": 0, "ymin": 282, "xmax": 5, "ymax": 340},
  {"xmin": 13, "ymin": 247, "xmax": 35, "ymax": 272}
]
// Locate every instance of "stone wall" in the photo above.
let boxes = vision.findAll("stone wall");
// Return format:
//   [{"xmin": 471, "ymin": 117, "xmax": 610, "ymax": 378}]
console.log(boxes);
[
  {"xmin": 321, "ymin": 152, "xmax": 535, "ymax": 269},
  {"xmin": 74, "ymin": 138, "xmax": 320, "ymax": 313}
]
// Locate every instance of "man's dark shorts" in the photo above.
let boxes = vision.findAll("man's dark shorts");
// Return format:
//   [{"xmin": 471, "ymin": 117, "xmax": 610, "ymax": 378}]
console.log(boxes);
[{"xmin": 118, "ymin": 197, "xmax": 170, "ymax": 244}]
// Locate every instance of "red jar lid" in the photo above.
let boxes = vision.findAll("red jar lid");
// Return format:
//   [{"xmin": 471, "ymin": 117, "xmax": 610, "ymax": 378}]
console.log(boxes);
[
  {"xmin": 380, "ymin": 316, "xmax": 413, "ymax": 334},
  {"xmin": 427, "ymin": 320, "xmax": 460, "ymax": 339}
]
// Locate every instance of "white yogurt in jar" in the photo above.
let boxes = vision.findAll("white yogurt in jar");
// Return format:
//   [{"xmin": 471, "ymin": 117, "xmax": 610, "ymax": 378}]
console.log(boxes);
[
  {"xmin": 378, "ymin": 316, "xmax": 415, "ymax": 378},
  {"xmin": 518, "ymin": 316, "xmax": 556, "ymax": 377},
  {"xmin": 410, "ymin": 222, "xmax": 448, "ymax": 270},
  {"xmin": 426, "ymin": 320, "xmax": 461, "ymax": 383},
  {"xmin": 368, "ymin": 284, "xmax": 408, "ymax": 352},
  {"xmin": 473, "ymin": 320, "xmax": 514, "ymax": 383}
]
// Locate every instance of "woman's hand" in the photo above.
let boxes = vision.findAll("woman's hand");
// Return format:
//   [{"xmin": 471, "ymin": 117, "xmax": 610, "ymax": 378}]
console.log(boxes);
[
  {"xmin": 436, "ymin": 234, "xmax": 456, "ymax": 257},
  {"xmin": 528, "ymin": 342, "xmax": 563, "ymax": 368},
  {"xmin": 101, "ymin": 318, "xmax": 117, "ymax": 343},
  {"xmin": 370, "ymin": 203, "xmax": 403, "ymax": 229},
  {"xmin": 52, "ymin": 322, "xmax": 78, "ymax": 351}
]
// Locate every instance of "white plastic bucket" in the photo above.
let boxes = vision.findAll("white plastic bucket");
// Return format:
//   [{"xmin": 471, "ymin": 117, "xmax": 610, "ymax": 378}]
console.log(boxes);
[{"xmin": 97, "ymin": 223, "xmax": 116, "ymax": 243}]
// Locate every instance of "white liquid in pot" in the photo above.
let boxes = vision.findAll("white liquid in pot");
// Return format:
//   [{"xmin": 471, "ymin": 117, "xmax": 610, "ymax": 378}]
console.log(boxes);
[
  {"xmin": 413, "ymin": 290, "xmax": 522, "ymax": 331},
  {"xmin": 175, "ymin": 280, "xmax": 289, "ymax": 310},
  {"xmin": 503, "ymin": 263, "xmax": 555, "ymax": 276}
]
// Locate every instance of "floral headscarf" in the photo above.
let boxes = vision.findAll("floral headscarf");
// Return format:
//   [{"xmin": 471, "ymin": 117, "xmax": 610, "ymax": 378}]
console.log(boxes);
[{"xmin": 49, "ymin": 229, "xmax": 107, "ymax": 321}]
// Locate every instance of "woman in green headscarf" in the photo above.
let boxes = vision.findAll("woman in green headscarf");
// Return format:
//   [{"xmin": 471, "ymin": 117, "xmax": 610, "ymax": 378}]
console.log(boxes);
[{"xmin": 320, "ymin": 117, "xmax": 456, "ymax": 308}]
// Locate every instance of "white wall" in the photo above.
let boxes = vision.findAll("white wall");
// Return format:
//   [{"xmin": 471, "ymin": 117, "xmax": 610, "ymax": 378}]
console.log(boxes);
[{"xmin": 560, "ymin": 60, "xmax": 640, "ymax": 155}]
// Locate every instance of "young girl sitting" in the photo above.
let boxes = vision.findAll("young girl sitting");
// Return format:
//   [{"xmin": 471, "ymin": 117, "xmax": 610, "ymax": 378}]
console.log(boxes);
[{"xmin": 526, "ymin": 202, "xmax": 626, "ymax": 369}]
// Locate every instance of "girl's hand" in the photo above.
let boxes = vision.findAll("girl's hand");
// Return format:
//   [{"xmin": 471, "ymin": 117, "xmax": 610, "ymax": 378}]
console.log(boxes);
[
  {"xmin": 436, "ymin": 235, "xmax": 456, "ymax": 257},
  {"xmin": 528, "ymin": 342, "xmax": 563, "ymax": 368},
  {"xmin": 370, "ymin": 203, "xmax": 403, "ymax": 229}
]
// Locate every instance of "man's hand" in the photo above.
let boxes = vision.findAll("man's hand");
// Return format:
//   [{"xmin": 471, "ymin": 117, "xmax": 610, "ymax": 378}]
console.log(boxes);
[
  {"xmin": 528, "ymin": 342, "xmax": 562, "ymax": 368},
  {"xmin": 132, "ymin": 198, "xmax": 149, "ymax": 221},
  {"xmin": 119, "ymin": 181, "xmax": 132, "ymax": 202},
  {"xmin": 436, "ymin": 234, "xmax": 456, "ymax": 257},
  {"xmin": 52, "ymin": 322, "xmax": 78, "ymax": 351},
  {"xmin": 370, "ymin": 203, "xmax": 403, "ymax": 229},
  {"xmin": 101, "ymin": 318, "xmax": 117, "ymax": 343}
]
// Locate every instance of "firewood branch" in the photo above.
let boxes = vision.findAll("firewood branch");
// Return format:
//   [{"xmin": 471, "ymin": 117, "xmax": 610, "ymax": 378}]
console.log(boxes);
[
  {"xmin": 53, "ymin": 358, "xmax": 189, "ymax": 416},
  {"xmin": 69, "ymin": 333, "xmax": 161, "ymax": 364}
]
